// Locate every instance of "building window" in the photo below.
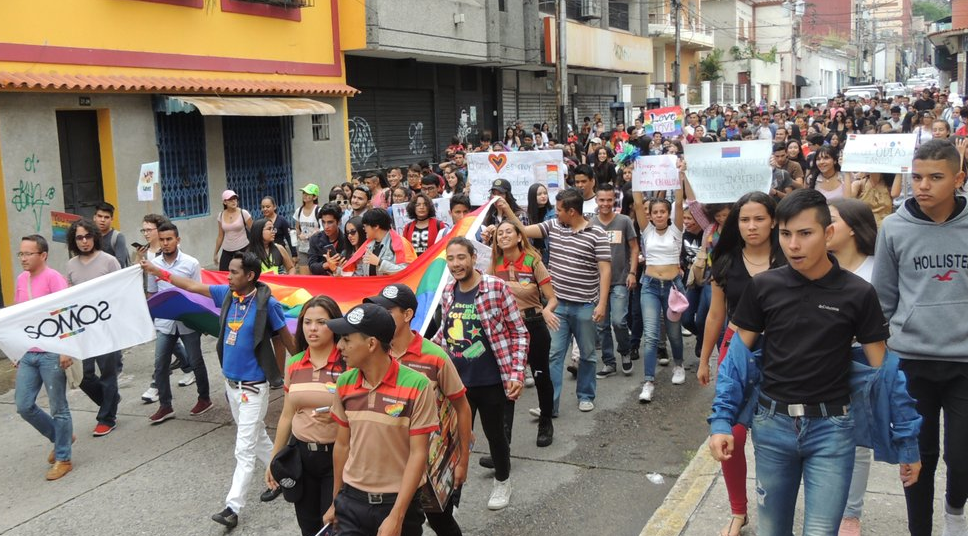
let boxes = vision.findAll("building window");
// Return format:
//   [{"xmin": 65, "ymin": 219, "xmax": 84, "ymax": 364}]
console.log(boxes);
[
  {"xmin": 312, "ymin": 114, "xmax": 330, "ymax": 141},
  {"xmin": 538, "ymin": 0, "xmax": 580, "ymax": 19},
  {"xmin": 499, "ymin": 0, "xmax": 506, "ymax": 11},
  {"xmin": 609, "ymin": 1, "xmax": 629, "ymax": 31},
  {"xmin": 154, "ymin": 112, "xmax": 209, "ymax": 220}
]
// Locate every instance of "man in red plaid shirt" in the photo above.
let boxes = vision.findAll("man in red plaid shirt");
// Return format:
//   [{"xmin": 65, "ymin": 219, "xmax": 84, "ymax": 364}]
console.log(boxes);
[{"xmin": 433, "ymin": 236, "xmax": 528, "ymax": 511}]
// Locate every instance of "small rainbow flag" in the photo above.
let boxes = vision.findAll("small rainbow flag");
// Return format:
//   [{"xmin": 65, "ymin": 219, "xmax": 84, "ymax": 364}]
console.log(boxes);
[
  {"xmin": 721, "ymin": 146, "xmax": 741, "ymax": 158},
  {"xmin": 148, "ymin": 200, "xmax": 494, "ymax": 337}
]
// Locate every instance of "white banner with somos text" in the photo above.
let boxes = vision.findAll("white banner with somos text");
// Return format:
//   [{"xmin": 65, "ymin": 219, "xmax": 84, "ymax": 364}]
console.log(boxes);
[
  {"xmin": 0, "ymin": 266, "xmax": 155, "ymax": 363},
  {"xmin": 841, "ymin": 133, "xmax": 917, "ymax": 174},
  {"xmin": 683, "ymin": 141, "xmax": 772, "ymax": 203},
  {"xmin": 467, "ymin": 150, "xmax": 565, "ymax": 206}
]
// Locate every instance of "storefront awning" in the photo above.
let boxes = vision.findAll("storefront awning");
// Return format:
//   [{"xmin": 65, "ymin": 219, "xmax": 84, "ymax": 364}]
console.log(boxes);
[
  {"xmin": 796, "ymin": 75, "xmax": 811, "ymax": 87},
  {"xmin": 156, "ymin": 96, "xmax": 337, "ymax": 116}
]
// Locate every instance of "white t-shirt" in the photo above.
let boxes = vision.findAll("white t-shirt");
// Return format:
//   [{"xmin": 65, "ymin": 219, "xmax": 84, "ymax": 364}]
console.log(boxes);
[
  {"xmin": 642, "ymin": 224, "xmax": 682, "ymax": 266},
  {"xmin": 294, "ymin": 205, "xmax": 319, "ymax": 254},
  {"xmin": 853, "ymin": 256, "xmax": 874, "ymax": 283}
]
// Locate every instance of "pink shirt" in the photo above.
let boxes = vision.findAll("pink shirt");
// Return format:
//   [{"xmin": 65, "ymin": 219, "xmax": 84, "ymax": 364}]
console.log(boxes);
[
  {"xmin": 15, "ymin": 267, "xmax": 68, "ymax": 304},
  {"xmin": 16, "ymin": 267, "xmax": 69, "ymax": 354}
]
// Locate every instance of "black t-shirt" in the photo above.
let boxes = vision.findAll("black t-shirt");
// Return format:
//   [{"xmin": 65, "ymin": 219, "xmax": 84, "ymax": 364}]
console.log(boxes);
[
  {"xmin": 731, "ymin": 256, "xmax": 889, "ymax": 403},
  {"xmin": 914, "ymin": 98, "xmax": 935, "ymax": 112},
  {"xmin": 444, "ymin": 285, "xmax": 502, "ymax": 387},
  {"xmin": 712, "ymin": 253, "xmax": 754, "ymax": 319}
]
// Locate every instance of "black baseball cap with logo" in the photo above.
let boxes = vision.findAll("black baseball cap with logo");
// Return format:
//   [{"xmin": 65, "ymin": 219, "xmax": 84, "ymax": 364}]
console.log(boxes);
[
  {"xmin": 491, "ymin": 179, "xmax": 511, "ymax": 194},
  {"xmin": 326, "ymin": 303, "xmax": 395, "ymax": 345},
  {"xmin": 364, "ymin": 284, "xmax": 419, "ymax": 312}
]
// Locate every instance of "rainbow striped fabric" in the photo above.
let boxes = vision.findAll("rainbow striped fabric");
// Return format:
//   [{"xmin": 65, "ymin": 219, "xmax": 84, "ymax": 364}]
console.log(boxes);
[{"xmin": 148, "ymin": 200, "xmax": 494, "ymax": 337}]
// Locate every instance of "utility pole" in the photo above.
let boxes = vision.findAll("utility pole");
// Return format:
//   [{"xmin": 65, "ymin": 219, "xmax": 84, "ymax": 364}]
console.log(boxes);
[
  {"xmin": 672, "ymin": 0, "xmax": 682, "ymax": 107},
  {"xmin": 556, "ymin": 0, "xmax": 568, "ymax": 142}
]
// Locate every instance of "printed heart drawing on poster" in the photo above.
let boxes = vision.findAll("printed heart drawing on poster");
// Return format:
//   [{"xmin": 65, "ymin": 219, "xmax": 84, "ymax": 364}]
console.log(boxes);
[{"xmin": 488, "ymin": 153, "xmax": 508, "ymax": 173}]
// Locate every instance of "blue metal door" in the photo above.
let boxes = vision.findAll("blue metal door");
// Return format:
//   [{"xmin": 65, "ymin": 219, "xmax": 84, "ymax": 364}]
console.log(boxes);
[{"xmin": 222, "ymin": 116, "xmax": 295, "ymax": 226}]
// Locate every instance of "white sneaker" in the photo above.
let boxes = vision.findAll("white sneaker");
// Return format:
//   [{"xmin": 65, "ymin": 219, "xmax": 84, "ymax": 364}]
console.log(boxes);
[
  {"xmin": 658, "ymin": 357, "xmax": 670, "ymax": 366},
  {"xmin": 943, "ymin": 510, "xmax": 968, "ymax": 536},
  {"xmin": 639, "ymin": 382, "xmax": 654, "ymax": 403},
  {"xmin": 177, "ymin": 371, "xmax": 196, "ymax": 387},
  {"xmin": 529, "ymin": 407, "xmax": 542, "ymax": 418},
  {"xmin": 682, "ymin": 327, "xmax": 694, "ymax": 337},
  {"xmin": 141, "ymin": 387, "xmax": 159, "ymax": 404},
  {"xmin": 487, "ymin": 478, "xmax": 512, "ymax": 510},
  {"xmin": 672, "ymin": 366, "xmax": 686, "ymax": 385},
  {"xmin": 578, "ymin": 400, "xmax": 594, "ymax": 412}
]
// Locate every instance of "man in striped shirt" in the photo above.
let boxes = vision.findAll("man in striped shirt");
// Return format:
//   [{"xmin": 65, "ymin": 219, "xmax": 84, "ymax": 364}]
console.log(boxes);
[{"xmin": 496, "ymin": 188, "xmax": 611, "ymax": 414}]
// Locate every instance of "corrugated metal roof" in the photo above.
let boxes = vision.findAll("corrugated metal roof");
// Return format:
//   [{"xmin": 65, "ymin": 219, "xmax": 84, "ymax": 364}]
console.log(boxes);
[{"xmin": 0, "ymin": 71, "xmax": 358, "ymax": 96}]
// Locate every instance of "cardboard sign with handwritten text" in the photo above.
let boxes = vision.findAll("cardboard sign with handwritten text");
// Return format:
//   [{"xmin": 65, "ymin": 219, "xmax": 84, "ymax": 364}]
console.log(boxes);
[
  {"xmin": 632, "ymin": 155, "xmax": 680, "ymax": 192},
  {"xmin": 467, "ymin": 150, "xmax": 565, "ymax": 206},
  {"xmin": 683, "ymin": 141, "xmax": 771, "ymax": 203}
]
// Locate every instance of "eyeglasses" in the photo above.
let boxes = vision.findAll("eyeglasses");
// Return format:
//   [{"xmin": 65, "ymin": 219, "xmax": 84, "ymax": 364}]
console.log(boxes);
[
  {"xmin": 141, "ymin": 228, "xmax": 157, "ymax": 234},
  {"xmin": 17, "ymin": 252, "xmax": 42, "ymax": 259},
  {"xmin": 75, "ymin": 234, "xmax": 94, "ymax": 242}
]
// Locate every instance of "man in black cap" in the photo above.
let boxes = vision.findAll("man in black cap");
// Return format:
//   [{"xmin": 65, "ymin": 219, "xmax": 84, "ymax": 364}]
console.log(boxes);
[
  {"xmin": 325, "ymin": 304, "xmax": 440, "ymax": 536},
  {"xmin": 365, "ymin": 284, "xmax": 473, "ymax": 534}
]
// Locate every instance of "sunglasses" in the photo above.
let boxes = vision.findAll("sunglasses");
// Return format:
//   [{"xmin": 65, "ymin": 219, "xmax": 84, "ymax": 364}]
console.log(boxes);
[{"xmin": 75, "ymin": 234, "xmax": 94, "ymax": 242}]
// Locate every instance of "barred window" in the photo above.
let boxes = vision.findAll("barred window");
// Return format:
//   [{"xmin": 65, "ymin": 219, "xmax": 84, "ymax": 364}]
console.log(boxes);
[
  {"xmin": 154, "ymin": 112, "xmax": 209, "ymax": 219},
  {"xmin": 312, "ymin": 113, "xmax": 331, "ymax": 141}
]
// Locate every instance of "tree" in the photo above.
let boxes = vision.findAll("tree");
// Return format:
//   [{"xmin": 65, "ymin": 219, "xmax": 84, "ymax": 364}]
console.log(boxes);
[
  {"xmin": 913, "ymin": 0, "xmax": 951, "ymax": 22},
  {"xmin": 700, "ymin": 49, "xmax": 725, "ymax": 82}
]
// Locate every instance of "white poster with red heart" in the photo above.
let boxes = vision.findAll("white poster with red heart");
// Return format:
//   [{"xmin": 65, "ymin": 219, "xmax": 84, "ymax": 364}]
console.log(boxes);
[{"xmin": 467, "ymin": 150, "xmax": 565, "ymax": 206}]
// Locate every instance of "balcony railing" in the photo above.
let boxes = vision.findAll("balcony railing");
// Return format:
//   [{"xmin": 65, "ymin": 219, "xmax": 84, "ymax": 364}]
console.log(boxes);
[{"xmin": 647, "ymin": 12, "xmax": 714, "ymax": 37}]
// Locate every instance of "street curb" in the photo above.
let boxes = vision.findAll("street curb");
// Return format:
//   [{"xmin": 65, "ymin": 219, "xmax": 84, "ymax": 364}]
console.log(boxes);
[{"xmin": 639, "ymin": 439, "xmax": 721, "ymax": 536}]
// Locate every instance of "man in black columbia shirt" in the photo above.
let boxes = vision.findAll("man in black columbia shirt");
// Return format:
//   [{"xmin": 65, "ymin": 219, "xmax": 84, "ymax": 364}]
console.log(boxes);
[{"xmin": 708, "ymin": 189, "xmax": 912, "ymax": 535}]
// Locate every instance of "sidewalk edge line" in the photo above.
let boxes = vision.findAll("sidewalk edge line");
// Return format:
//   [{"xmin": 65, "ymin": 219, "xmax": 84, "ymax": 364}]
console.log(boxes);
[{"xmin": 639, "ymin": 438, "xmax": 721, "ymax": 536}]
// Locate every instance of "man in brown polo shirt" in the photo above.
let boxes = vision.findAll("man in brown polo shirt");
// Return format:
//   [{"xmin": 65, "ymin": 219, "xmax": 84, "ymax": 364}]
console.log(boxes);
[{"xmin": 326, "ymin": 304, "xmax": 439, "ymax": 536}]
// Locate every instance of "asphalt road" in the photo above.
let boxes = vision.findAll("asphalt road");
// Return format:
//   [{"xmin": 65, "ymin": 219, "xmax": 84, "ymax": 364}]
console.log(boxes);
[{"xmin": 0, "ymin": 335, "xmax": 713, "ymax": 536}]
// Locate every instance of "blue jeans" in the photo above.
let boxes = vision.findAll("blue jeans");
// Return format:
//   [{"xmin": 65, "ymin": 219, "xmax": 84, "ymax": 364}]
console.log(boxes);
[
  {"xmin": 752, "ymin": 400, "xmax": 856, "ymax": 536},
  {"xmin": 16, "ymin": 352, "xmax": 73, "ymax": 461},
  {"xmin": 154, "ymin": 330, "xmax": 209, "ymax": 408},
  {"xmin": 628, "ymin": 284, "xmax": 643, "ymax": 350},
  {"xmin": 640, "ymin": 276, "xmax": 685, "ymax": 381},
  {"xmin": 79, "ymin": 351, "xmax": 121, "ymax": 427},
  {"xmin": 548, "ymin": 300, "xmax": 597, "ymax": 413},
  {"xmin": 681, "ymin": 284, "xmax": 711, "ymax": 357},
  {"xmin": 596, "ymin": 284, "xmax": 631, "ymax": 366}
]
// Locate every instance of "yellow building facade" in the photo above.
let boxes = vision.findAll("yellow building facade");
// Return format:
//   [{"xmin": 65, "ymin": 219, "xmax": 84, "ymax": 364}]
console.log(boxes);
[{"xmin": 0, "ymin": 0, "xmax": 365, "ymax": 304}]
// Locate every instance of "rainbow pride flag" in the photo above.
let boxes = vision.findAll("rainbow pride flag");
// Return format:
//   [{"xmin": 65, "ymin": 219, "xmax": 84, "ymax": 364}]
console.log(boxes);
[{"xmin": 147, "ymin": 200, "xmax": 494, "ymax": 337}]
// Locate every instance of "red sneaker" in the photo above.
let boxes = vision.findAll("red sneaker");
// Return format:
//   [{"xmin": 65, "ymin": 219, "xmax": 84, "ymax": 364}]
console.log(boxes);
[
  {"xmin": 148, "ymin": 406, "xmax": 175, "ymax": 425},
  {"xmin": 189, "ymin": 398, "xmax": 213, "ymax": 416},
  {"xmin": 92, "ymin": 423, "xmax": 116, "ymax": 437}
]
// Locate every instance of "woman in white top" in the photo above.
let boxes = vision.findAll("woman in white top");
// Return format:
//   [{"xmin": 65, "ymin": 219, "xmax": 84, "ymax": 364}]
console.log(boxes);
[
  {"xmin": 631, "ymin": 169, "xmax": 685, "ymax": 403},
  {"xmin": 294, "ymin": 184, "xmax": 321, "ymax": 275},
  {"xmin": 827, "ymin": 198, "xmax": 878, "ymax": 535}
]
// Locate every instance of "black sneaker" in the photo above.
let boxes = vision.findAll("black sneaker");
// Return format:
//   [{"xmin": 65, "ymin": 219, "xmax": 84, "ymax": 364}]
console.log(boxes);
[
  {"xmin": 621, "ymin": 354, "xmax": 634, "ymax": 375},
  {"xmin": 537, "ymin": 420, "xmax": 554, "ymax": 447},
  {"xmin": 567, "ymin": 363, "xmax": 578, "ymax": 379},
  {"xmin": 212, "ymin": 507, "xmax": 238, "ymax": 529},
  {"xmin": 596, "ymin": 364, "xmax": 617, "ymax": 378},
  {"xmin": 630, "ymin": 345, "xmax": 640, "ymax": 361},
  {"xmin": 260, "ymin": 487, "xmax": 282, "ymax": 502},
  {"xmin": 479, "ymin": 456, "xmax": 495, "ymax": 469}
]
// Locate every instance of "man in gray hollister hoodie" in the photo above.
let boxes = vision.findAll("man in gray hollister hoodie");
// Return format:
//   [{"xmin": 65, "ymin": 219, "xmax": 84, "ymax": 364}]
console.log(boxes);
[{"xmin": 872, "ymin": 138, "xmax": 968, "ymax": 536}]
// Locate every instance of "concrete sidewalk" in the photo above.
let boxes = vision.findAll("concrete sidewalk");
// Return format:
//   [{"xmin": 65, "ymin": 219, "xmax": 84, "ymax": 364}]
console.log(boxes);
[{"xmin": 643, "ymin": 436, "xmax": 947, "ymax": 536}]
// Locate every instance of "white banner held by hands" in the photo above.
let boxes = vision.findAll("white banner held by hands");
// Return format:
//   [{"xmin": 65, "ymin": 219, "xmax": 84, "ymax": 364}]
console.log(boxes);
[
  {"xmin": 632, "ymin": 155, "xmax": 680, "ymax": 192},
  {"xmin": 467, "ymin": 150, "xmax": 565, "ymax": 206},
  {"xmin": 0, "ymin": 266, "xmax": 155, "ymax": 363},
  {"xmin": 841, "ymin": 133, "xmax": 917, "ymax": 174},
  {"xmin": 683, "ymin": 141, "xmax": 772, "ymax": 203}
]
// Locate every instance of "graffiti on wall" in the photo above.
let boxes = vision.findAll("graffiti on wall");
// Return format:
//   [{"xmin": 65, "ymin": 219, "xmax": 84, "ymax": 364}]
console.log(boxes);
[
  {"xmin": 11, "ymin": 154, "xmax": 56, "ymax": 232},
  {"xmin": 408, "ymin": 122, "xmax": 427, "ymax": 155},
  {"xmin": 349, "ymin": 117, "xmax": 378, "ymax": 169},
  {"xmin": 456, "ymin": 109, "xmax": 471, "ymax": 143}
]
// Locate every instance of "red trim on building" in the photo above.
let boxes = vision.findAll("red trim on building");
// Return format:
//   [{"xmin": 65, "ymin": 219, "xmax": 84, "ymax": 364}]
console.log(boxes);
[
  {"xmin": 221, "ymin": 0, "xmax": 301, "ymax": 21},
  {"xmin": 129, "ymin": 0, "xmax": 204, "ymax": 7},
  {"xmin": 0, "ymin": 0, "xmax": 343, "ymax": 76}
]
